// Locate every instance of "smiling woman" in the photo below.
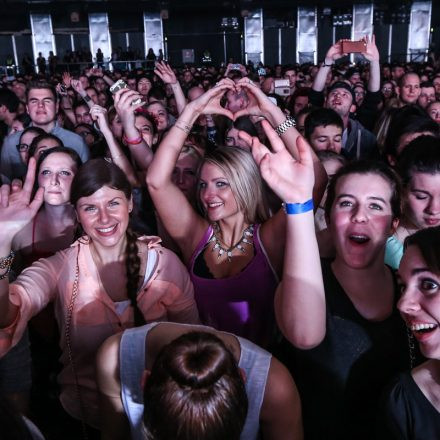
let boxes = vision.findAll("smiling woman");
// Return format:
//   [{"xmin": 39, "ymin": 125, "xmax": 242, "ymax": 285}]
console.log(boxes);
[
  {"xmin": 147, "ymin": 79, "xmax": 327, "ymax": 349},
  {"xmin": 275, "ymin": 160, "xmax": 411, "ymax": 439},
  {"xmin": 378, "ymin": 227, "xmax": 440, "ymax": 439},
  {"xmin": 0, "ymin": 158, "xmax": 199, "ymax": 436}
]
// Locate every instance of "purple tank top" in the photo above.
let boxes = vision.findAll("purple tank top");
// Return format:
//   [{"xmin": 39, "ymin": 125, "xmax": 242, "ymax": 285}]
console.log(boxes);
[{"xmin": 189, "ymin": 224, "xmax": 278, "ymax": 347}]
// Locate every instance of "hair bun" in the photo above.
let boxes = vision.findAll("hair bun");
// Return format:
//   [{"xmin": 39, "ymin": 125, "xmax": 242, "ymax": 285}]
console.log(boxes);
[{"xmin": 165, "ymin": 332, "xmax": 233, "ymax": 390}]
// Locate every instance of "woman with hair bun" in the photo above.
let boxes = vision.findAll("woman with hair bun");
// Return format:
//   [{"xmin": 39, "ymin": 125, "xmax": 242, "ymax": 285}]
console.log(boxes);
[
  {"xmin": 96, "ymin": 323, "xmax": 303, "ymax": 440},
  {"xmin": 0, "ymin": 158, "xmax": 199, "ymax": 436}
]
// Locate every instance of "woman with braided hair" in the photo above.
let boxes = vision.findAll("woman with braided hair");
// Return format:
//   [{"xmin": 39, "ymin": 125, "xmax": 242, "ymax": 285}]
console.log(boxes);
[{"xmin": 0, "ymin": 158, "xmax": 199, "ymax": 436}]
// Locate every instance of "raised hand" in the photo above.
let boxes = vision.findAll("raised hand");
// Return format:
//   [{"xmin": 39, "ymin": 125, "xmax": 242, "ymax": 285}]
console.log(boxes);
[
  {"xmin": 62, "ymin": 72, "xmax": 72, "ymax": 88},
  {"xmin": 90, "ymin": 67, "xmax": 104, "ymax": 77},
  {"xmin": 71, "ymin": 79, "xmax": 85, "ymax": 95},
  {"xmin": 113, "ymin": 88, "xmax": 145, "ymax": 127},
  {"xmin": 154, "ymin": 61, "xmax": 177, "ymax": 85},
  {"xmin": 233, "ymin": 77, "xmax": 281, "ymax": 123},
  {"xmin": 362, "ymin": 34, "xmax": 379, "ymax": 62},
  {"xmin": 239, "ymin": 120, "xmax": 315, "ymax": 203},
  {"xmin": 325, "ymin": 41, "xmax": 345, "ymax": 65},
  {"xmin": 187, "ymin": 79, "xmax": 235, "ymax": 119},
  {"xmin": 55, "ymin": 83, "xmax": 68, "ymax": 97},
  {"xmin": 0, "ymin": 158, "xmax": 44, "ymax": 241},
  {"xmin": 90, "ymin": 104, "xmax": 110, "ymax": 131}
]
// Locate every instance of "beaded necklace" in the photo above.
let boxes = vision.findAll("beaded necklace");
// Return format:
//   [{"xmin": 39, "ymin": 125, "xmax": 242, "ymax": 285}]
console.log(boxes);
[{"xmin": 208, "ymin": 224, "xmax": 254, "ymax": 262}]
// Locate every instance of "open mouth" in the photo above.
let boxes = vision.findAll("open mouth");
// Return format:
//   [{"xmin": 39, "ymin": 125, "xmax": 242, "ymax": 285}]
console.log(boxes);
[
  {"xmin": 410, "ymin": 323, "xmax": 438, "ymax": 340},
  {"xmin": 207, "ymin": 202, "xmax": 223, "ymax": 208},
  {"xmin": 348, "ymin": 234, "xmax": 370, "ymax": 244}
]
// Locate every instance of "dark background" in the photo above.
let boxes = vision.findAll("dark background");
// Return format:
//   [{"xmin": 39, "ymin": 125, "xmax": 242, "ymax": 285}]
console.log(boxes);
[{"xmin": 0, "ymin": 0, "xmax": 437, "ymax": 66}]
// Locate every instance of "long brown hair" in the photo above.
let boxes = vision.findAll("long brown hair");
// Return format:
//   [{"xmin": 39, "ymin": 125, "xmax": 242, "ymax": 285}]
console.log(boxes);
[{"xmin": 70, "ymin": 159, "xmax": 144, "ymax": 325}]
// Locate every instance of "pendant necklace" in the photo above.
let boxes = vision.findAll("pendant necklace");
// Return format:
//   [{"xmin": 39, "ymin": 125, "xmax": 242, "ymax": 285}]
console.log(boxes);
[{"xmin": 208, "ymin": 224, "xmax": 254, "ymax": 262}]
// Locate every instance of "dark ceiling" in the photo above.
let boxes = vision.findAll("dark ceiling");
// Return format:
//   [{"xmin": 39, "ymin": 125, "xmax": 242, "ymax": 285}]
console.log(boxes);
[{"xmin": 0, "ymin": 0, "xmax": 414, "ymax": 13}]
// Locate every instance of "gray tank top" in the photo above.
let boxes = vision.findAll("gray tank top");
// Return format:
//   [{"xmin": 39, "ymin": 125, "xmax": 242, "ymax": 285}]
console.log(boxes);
[{"xmin": 120, "ymin": 322, "xmax": 271, "ymax": 440}]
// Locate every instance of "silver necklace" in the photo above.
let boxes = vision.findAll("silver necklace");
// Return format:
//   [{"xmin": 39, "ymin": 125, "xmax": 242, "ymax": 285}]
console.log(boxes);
[{"xmin": 208, "ymin": 224, "xmax": 254, "ymax": 262}]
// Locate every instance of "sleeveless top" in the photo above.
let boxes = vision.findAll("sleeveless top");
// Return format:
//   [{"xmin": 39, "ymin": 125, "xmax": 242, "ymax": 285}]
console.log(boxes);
[
  {"xmin": 188, "ymin": 224, "xmax": 278, "ymax": 347},
  {"xmin": 120, "ymin": 323, "xmax": 272, "ymax": 440}
]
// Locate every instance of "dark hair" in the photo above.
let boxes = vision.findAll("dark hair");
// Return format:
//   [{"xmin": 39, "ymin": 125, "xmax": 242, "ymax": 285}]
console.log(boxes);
[
  {"xmin": 420, "ymin": 81, "xmax": 435, "ymax": 89},
  {"xmin": 36, "ymin": 146, "xmax": 82, "ymax": 172},
  {"xmin": 25, "ymin": 80, "xmax": 57, "ymax": 103},
  {"xmin": 29, "ymin": 133, "xmax": 64, "ymax": 157},
  {"xmin": 287, "ymin": 87, "xmax": 310, "ymax": 115},
  {"xmin": 316, "ymin": 150, "xmax": 347, "ymax": 166},
  {"xmin": 304, "ymin": 108, "xmax": 343, "ymax": 141},
  {"xmin": 225, "ymin": 116, "xmax": 258, "ymax": 140},
  {"xmin": 324, "ymin": 160, "xmax": 402, "ymax": 220},
  {"xmin": 134, "ymin": 110, "xmax": 158, "ymax": 135},
  {"xmin": 70, "ymin": 159, "xmax": 143, "ymax": 326},
  {"xmin": 148, "ymin": 87, "xmax": 166, "ymax": 102},
  {"xmin": 404, "ymin": 226, "xmax": 440, "ymax": 274},
  {"xmin": 19, "ymin": 126, "xmax": 45, "ymax": 143},
  {"xmin": 143, "ymin": 331, "xmax": 248, "ymax": 440},
  {"xmin": 73, "ymin": 101, "xmax": 89, "ymax": 112},
  {"xmin": 384, "ymin": 105, "xmax": 440, "ymax": 158},
  {"xmin": 282, "ymin": 65, "xmax": 297, "ymax": 76},
  {"xmin": 397, "ymin": 136, "xmax": 440, "ymax": 186},
  {"xmin": 13, "ymin": 112, "xmax": 31, "ymax": 129},
  {"xmin": 0, "ymin": 88, "xmax": 19, "ymax": 113}
]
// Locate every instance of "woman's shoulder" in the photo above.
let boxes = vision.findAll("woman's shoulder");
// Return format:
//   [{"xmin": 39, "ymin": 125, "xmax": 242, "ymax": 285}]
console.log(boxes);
[{"xmin": 378, "ymin": 368, "xmax": 440, "ymax": 440}]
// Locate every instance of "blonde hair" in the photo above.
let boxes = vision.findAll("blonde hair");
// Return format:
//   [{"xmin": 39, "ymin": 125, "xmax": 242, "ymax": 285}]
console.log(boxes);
[{"xmin": 200, "ymin": 147, "xmax": 269, "ymax": 224}]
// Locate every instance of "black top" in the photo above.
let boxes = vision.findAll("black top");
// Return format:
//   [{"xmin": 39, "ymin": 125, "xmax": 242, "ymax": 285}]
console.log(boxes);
[
  {"xmin": 377, "ymin": 371, "xmax": 440, "ymax": 440},
  {"xmin": 278, "ymin": 259, "xmax": 410, "ymax": 440}
]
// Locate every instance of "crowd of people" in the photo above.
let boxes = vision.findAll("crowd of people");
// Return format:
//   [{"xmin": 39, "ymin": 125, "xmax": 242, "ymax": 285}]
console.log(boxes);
[{"xmin": 0, "ymin": 33, "xmax": 439, "ymax": 439}]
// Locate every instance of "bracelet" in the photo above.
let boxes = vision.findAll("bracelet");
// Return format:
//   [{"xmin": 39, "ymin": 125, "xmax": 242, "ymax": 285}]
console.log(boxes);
[
  {"xmin": 275, "ymin": 116, "xmax": 296, "ymax": 136},
  {"xmin": 322, "ymin": 61, "xmax": 334, "ymax": 67},
  {"xmin": 0, "ymin": 251, "xmax": 15, "ymax": 280},
  {"xmin": 283, "ymin": 199, "xmax": 314, "ymax": 215},
  {"xmin": 123, "ymin": 135, "xmax": 143, "ymax": 145},
  {"xmin": 174, "ymin": 121, "xmax": 192, "ymax": 134},
  {"xmin": 83, "ymin": 94, "xmax": 92, "ymax": 103}
]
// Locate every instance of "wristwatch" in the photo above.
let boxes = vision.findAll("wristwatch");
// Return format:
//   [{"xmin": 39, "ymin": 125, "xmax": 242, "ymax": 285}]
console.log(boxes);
[{"xmin": 275, "ymin": 116, "xmax": 296, "ymax": 136}]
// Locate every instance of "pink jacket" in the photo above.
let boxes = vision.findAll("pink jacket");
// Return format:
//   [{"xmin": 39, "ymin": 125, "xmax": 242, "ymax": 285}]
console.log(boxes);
[{"xmin": 0, "ymin": 236, "xmax": 199, "ymax": 428}]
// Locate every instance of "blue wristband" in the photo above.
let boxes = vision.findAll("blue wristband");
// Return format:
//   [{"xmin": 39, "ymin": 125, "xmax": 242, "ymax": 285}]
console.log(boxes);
[{"xmin": 283, "ymin": 199, "xmax": 314, "ymax": 215}]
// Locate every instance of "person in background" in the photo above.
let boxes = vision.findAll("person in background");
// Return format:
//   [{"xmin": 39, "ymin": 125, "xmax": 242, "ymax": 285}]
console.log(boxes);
[
  {"xmin": 1, "ymin": 81, "xmax": 89, "ymax": 183},
  {"xmin": 304, "ymin": 108, "xmax": 343, "ymax": 155},
  {"xmin": 427, "ymin": 101, "xmax": 440, "ymax": 125},
  {"xmin": 0, "ymin": 88, "xmax": 19, "ymax": 141},
  {"xmin": 417, "ymin": 81, "xmax": 436, "ymax": 110}
]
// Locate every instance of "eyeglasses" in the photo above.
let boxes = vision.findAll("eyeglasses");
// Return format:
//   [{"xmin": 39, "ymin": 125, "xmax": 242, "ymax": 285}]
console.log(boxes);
[{"xmin": 16, "ymin": 143, "xmax": 29, "ymax": 152}]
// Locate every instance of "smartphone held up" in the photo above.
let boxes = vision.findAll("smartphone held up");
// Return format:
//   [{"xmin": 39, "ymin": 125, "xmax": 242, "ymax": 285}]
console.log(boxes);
[
  {"xmin": 109, "ymin": 80, "xmax": 143, "ymax": 105},
  {"xmin": 341, "ymin": 40, "xmax": 367, "ymax": 54}
]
